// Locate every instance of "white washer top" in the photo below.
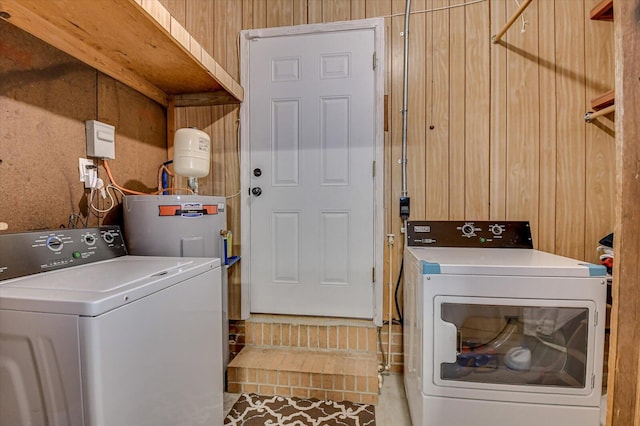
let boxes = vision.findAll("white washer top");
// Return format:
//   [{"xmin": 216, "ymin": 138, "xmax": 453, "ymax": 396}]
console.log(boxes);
[
  {"xmin": 406, "ymin": 247, "xmax": 605, "ymax": 278},
  {"xmin": 0, "ymin": 256, "xmax": 220, "ymax": 316}
]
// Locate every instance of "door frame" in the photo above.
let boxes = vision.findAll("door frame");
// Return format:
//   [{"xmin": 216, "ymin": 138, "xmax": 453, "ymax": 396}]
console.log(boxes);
[{"xmin": 239, "ymin": 18, "xmax": 385, "ymax": 325}]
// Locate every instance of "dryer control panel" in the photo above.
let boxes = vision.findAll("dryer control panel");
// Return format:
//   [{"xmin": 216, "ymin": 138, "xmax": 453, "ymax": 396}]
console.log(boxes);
[
  {"xmin": 0, "ymin": 226, "xmax": 127, "ymax": 281},
  {"xmin": 407, "ymin": 221, "xmax": 533, "ymax": 248}
]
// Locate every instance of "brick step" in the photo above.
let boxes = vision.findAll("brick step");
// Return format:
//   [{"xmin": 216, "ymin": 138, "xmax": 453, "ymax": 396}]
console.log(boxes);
[
  {"xmin": 227, "ymin": 346, "xmax": 380, "ymax": 405},
  {"xmin": 245, "ymin": 314, "xmax": 378, "ymax": 353}
]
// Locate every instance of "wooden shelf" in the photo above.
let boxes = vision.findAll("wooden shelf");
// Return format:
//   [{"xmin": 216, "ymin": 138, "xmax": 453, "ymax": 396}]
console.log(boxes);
[
  {"xmin": 591, "ymin": 89, "xmax": 615, "ymax": 110},
  {"xmin": 0, "ymin": 0, "xmax": 243, "ymax": 107},
  {"xmin": 590, "ymin": 0, "xmax": 613, "ymax": 21}
]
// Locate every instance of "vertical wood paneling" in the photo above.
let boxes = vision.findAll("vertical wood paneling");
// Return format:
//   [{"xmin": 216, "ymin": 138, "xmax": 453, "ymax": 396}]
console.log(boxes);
[
  {"xmin": 267, "ymin": 0, "xmax": 294, "ymax": 27},
  {"xmin": 308, "ymin": 0, "xmax": 323, "ymax": 23},
  {"xmin": 424, "ymin": 0, "xmax": 450, "ymax": 220},
  {"xmin": 242, "ymin": 0, "xmax": 254, "ymax": 29},
  {"xmin": 186, "ymin": 0, "xmax": 214, "ymax": 54},
  {"xmin": 464, "ymin": 0, "xmax": 490, "ymax": 220},
  {"xmin": 293, "ymin": 0, "xmax": 308, "ymax": 25},
  {"xmin": 351, "ymin": 0, "xmax": 366, "ymax": 20},
  {"xmin": 554, "ymin": 0, "xmax": 586, "ymax": 260},
  {"xmin": 158, "ymin": 0, "xmax": 185, "ymax": 22},
  {"xmin": 448, "ymin": 0, "xmax": 466, "ymax": 220},
  {"xmin": 505, "ymin": 0, "xmax": 540, "ymax": 236},
  {"xmin": 253, "ymin": 0, "xmax": 267, "ymax": 28},
  {"xmin": 490, "ymin": 0, "xmax": 508, "ymax": 220},
  {"xmin": 537, "ymin": 0, "xmax": 558, "ymax": 253},
  {"xmin": 407, "ymin": 0, "xmax": 427, "ymax": 220},
  {"xmin": 323, "ymin": 0, "xmax": 352, "ymax": 22},
  {"xmin": 225, "ymin": 0, "xmax": 244, "ymax": 319}
]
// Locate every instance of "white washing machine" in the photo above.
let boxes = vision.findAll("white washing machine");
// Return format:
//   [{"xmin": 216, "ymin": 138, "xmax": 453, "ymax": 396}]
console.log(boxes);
[
  {"xmin": 0, "ymin": 226, "xmax": 223, "ymax": 426},
  {"xmin": 403, "ymin": 221, "xmax": 607, "ymax": 426}
]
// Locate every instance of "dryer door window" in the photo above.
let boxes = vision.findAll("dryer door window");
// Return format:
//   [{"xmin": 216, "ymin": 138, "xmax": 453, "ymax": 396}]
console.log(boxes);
[{"xmin": 433, "ymin": 296, "xmax": 595, "ymax": 394}]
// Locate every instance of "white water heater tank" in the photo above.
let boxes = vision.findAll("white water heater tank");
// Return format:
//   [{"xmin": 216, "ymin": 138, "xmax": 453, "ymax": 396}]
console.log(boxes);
[{"xmin": 173, "ymin": 128, "xmax": 210, "ymax": 177}]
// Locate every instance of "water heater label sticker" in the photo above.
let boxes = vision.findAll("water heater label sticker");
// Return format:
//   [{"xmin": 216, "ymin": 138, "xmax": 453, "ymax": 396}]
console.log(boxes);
[
  {"xmin": 203, "ymin": 205, "xmax": 218, "ymax": 215},
  {"xmin": 158, "ymin": 204, "xmax": 218, "ymax": 216},
  {"xmin": 158, "ymin": 205, "xmax": 181, "ymax": 216}
]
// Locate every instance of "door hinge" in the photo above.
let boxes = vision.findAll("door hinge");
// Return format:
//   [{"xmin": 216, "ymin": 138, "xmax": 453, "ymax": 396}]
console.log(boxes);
[
  {"xmin": 591, "ymin": 374, "xmax": 596, "ymax": 389},
  {"xmin": 594, "ymin": 310, "xmax": 598, "ymax": 326},
  {"xmin": 373, "ymin": 52, "xmax": 377, "ymax": 70},
  {"xmin": 372, "ymin": 267, "xmax": 375, "ymax": 282},
  {"xmin": 372, "ymin": 161, "xmax": 376, "ymax": 177}
]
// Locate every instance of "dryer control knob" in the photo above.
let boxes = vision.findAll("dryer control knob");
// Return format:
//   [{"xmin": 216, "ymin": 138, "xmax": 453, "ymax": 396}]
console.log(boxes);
[
  {"xmin": 461, "ymin": 223, "xmax": 475, "ymax": 238},
  {"xmin": 490, "ymin": 224, "xmax": 504, "ymax": 236}
]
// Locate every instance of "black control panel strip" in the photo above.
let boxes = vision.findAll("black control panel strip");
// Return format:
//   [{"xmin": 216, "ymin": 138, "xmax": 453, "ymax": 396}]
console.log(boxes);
[
  {"xmin": 407, "ymin": 221, "xmax": 533, "ymax": 248},
  {"xmin": 0, "ymin": 226, "xmax": 127, "ymax": 281}
]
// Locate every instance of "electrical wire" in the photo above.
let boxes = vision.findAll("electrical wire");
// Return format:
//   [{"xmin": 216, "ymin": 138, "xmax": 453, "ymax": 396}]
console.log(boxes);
[
  {"xmin": 68, "ymin": 213, "xmax": 87, "ymax": 229},
  {"xmin": 514, "ymin": 0, "xmax": 529, "ymax": 33},
  {"xmin": 395, "ymin": 257, "xmax": 404, "ymax": 325},
  {"xmin": 383, "ymin": 0, "xmax": 487, "ymax": 18},
  {"xmin": 88, "ymin": 184, "xmax": 127, "ymax": 214},
  {"xmin": 224, "ymin": 117, "xmax": 242, "ymax": 200},
  {"xmin": 103, "ymin": 159, "xmax": 194, "ymax": 195},
  {"xmin": 158, "ymin": 161, "xmax": 174, "ymax": 193},
  {"xmin": 89, "ymin": 186, "xmax": 115, "ymax": 213}
]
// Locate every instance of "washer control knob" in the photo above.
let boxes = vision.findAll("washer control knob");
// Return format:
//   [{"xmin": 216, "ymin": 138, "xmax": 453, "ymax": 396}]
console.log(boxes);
[
  {"xmin": 102, "ymin": 232, "xmax": 114, "ymax": 244},
  {"xmin": 84, "ymin": 234, "xmax": 96, "ymax": 245},
  {"xmin": 46, "ymin": 236, "xmax": 64, "ymax": 252}
]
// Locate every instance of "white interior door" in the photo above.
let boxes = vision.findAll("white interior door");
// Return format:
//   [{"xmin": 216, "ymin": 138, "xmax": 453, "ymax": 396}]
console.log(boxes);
[{"xmin": 241, "ymin": 20, "xmax": 383, "ymax": 319}]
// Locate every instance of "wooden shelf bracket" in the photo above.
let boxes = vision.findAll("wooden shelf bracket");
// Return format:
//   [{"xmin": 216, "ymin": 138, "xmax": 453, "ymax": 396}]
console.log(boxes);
[{"xmin": 491, "ymin": 0, "xmax": 534, "ymax": 44}]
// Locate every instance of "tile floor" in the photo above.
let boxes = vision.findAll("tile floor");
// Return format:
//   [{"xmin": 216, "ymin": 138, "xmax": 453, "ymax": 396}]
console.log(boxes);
[{"xmin": 224, "ymin": 372, "xmax": 412, "ymax": 425}]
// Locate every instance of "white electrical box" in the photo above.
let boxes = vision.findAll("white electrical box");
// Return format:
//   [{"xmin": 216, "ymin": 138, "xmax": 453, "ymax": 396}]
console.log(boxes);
[{"xmin": 85, "ymin": 120, "xmax": 115, "ymax": 159}]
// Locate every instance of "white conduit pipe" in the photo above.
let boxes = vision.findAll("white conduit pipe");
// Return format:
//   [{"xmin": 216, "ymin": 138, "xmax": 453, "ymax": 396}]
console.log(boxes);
[{"xmin": 401, "ymin": 0, "xmax": 411, "ymax": 199}]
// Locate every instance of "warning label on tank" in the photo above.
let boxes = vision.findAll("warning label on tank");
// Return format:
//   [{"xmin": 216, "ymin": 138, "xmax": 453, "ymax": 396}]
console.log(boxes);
[{"xmin": 158, "ymin": 203, "xmax": 218, "ymax": 217}]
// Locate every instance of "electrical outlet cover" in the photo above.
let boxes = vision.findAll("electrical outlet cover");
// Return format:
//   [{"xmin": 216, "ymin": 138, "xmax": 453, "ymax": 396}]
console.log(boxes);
[{"xmin": 78, "ymin": 158, "xmax": 94, "ymax": 182}]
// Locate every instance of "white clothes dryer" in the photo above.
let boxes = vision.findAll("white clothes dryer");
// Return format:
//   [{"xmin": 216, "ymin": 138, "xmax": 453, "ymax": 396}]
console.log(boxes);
[
  {"xmin": 403, "ymin": 221, "xmax": 607, "ymax": 426},
  {"xmin": 0, "ymin": 226, "xmax": 223, "ymax": 426}
]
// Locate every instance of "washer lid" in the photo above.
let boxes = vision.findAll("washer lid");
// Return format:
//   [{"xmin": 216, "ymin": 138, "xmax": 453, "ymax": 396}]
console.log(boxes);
[
  {"xmin": 407, "ymin": 247, "xmax": 606, "ymax": 277},
  {"xmin": 0, "ymin": 256, "xmax": 220, "ymax": 316}
]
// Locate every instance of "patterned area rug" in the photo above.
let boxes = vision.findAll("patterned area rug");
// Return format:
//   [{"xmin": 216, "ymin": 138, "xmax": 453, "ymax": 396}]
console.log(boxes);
[{"xmin": 224, "ymin": 393, "xmax": 376, "ymax": 426}]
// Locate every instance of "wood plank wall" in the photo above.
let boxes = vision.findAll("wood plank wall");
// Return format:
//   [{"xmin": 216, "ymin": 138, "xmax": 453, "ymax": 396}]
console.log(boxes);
[{"xmin": 164, "ymin": 0, "xmax": 615, "ymax": 321}]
